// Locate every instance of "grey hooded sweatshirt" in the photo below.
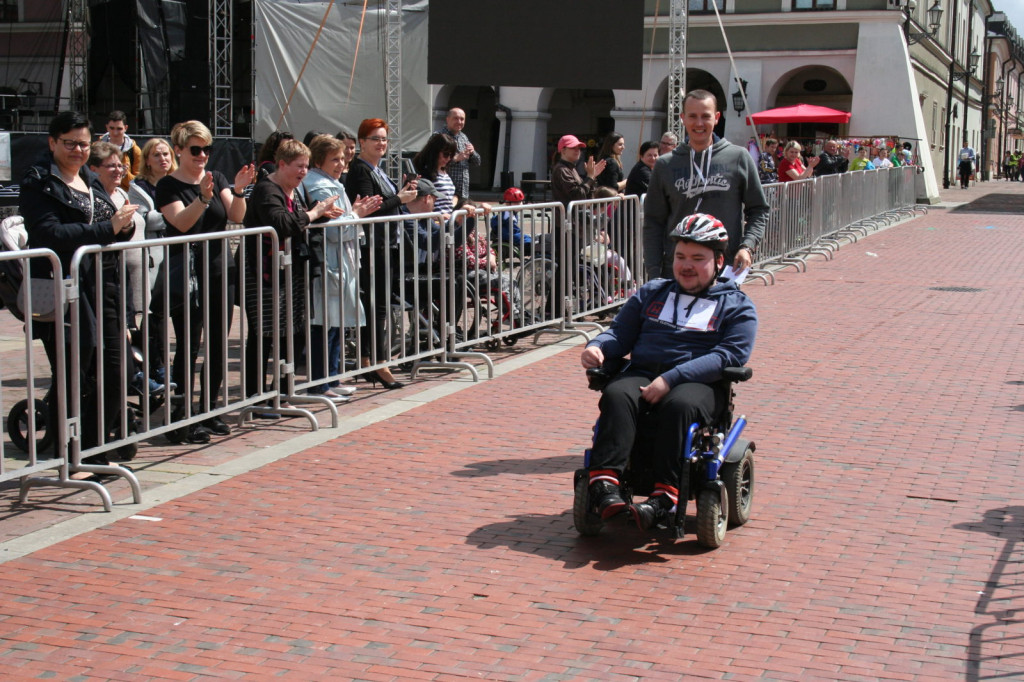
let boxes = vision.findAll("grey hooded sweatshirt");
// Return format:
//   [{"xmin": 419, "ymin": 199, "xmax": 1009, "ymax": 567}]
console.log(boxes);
[{"xmin": 643, "ymin": 137, "xmax": 769, "ymax": 279}]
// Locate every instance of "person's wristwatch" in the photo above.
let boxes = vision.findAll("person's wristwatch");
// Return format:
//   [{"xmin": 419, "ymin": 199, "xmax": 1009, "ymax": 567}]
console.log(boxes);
[
  {"xmin": 199, "ymin": 195, "xmax": 213, "ymax": 206},
  {"xmin": 231, "ymin": 188, "xmax": 245, "ymax": 198}
]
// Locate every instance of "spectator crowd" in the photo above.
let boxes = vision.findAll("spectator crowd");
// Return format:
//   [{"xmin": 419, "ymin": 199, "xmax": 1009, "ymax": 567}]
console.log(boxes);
[{"xmin": 11, "ymin": 100, "xmax": 918, "ymax": 474}]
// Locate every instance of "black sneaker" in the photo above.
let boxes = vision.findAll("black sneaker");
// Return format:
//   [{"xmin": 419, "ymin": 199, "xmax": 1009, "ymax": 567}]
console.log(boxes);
[
  {"xmin": 589, "ymin": 480, "xmax": 626, "ymax": 519},
  {"xmin": 203, "ymin": 416, "xmax": 231, "ymax": 436},
  {"xmin": 629, "ymin": 494, "xmax": 674, "ymax": 530},
  {"xmin": 166, "ymin": 423, "xmax": 211, "ymax": 445},
  {"xmin": 111, "ymin": 442, "xmax": 138, "ymax": 462}
]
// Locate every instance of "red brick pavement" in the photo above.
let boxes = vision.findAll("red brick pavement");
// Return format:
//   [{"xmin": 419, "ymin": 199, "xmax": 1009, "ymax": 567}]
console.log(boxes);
[{"xmin": 1, "ymin": 182, "xmax": 1023, "ymax": 679}]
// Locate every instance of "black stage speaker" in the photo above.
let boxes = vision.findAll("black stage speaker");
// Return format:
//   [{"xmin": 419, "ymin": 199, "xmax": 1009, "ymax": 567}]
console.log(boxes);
[
  {"xmin": 428, "ymin": 0, "xmax": 644, "ymax": 90},
  {"xmin": 169, "ymin": 59, "xmax": 210, "ymax": 124}
]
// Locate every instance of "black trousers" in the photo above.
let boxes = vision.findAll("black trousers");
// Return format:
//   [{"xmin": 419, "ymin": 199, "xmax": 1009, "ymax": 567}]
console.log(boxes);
[
  {"xmin": 358, "ymin": 243, "xmax": 394, "ymax": 363},
  {"xmin": 588, "ymin": 370, "xmax": 722, "ymax": 487},
  {"xmin": 41, "ymin": 279, "xmax": 135, "ymax": 462},
  {"xmin": 170, "ymin": 275, "xmax": 235, "ymax": 412}
]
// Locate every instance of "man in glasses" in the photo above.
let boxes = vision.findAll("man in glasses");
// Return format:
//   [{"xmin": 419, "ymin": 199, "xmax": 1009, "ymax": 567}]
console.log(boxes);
[
  {"xmin": 659, "ymin": 131, "xmax": 679, "ymax": 156},
  {"xmin": 100, "ymin": 110, "xmax": 142, "ymax": 190}
]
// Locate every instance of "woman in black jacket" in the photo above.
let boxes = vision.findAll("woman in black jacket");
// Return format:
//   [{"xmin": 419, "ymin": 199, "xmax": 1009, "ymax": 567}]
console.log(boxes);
[
  {"xmin": 241, "ymin": 139, "xmax": 340, "ymax": 397},
  {"xmin": 20, "ymin": 111, "xmax": 139, "ymax": 466},
  {"xmin": 344, "ymin": 118, "xmax": 417, "ymax": 389}
]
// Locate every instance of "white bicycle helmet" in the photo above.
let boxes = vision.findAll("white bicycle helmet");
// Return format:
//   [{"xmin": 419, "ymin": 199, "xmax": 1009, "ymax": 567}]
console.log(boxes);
[{"xmin": 669, "ymin": 213, "xmax": 729, "ymax": 251}]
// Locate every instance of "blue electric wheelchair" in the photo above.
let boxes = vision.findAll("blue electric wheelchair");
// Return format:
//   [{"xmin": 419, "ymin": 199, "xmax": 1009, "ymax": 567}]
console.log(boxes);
[{"xmin": 573, "ymin": 364, "xmax": 755, "ymax": 548}]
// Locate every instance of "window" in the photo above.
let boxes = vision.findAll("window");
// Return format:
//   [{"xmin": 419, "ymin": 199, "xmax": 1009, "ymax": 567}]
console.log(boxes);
[
  {"xmin": 793, "ymin": 0, "xmax": 835, "ymax": 10},
  {"xmin": 0, "ymin": 0, "xmax": 18, "ymax": 22},
  {"xmin": 689, "ymin": 0, "xmax": 724, "ymax": 13}
]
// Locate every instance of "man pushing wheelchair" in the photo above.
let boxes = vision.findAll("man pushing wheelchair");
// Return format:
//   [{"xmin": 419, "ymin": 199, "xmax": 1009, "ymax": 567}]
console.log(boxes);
[{"xmin": 579, "ymin": 213, "xmax": 758, "ymax": 534}]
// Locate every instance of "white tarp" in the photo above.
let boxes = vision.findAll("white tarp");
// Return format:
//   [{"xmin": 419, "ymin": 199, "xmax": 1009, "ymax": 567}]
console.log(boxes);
[
  {"xmin": 0, "ymin": 133, "xmax": 10, "ymax": 182},
  {"xmin": 253, "ymin": 0, "xmax": 431, "ymax": 152}
]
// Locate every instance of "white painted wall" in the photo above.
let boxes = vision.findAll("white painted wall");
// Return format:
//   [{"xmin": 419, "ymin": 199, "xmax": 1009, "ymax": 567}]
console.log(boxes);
[{"xmin": 850, "ymin": 21, "xmax": 939, "ymax": 201}]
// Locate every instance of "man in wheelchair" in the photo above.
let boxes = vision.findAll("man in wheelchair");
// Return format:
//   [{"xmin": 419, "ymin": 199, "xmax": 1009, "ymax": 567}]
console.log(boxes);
[{"xmin": 579, "ymin": 213, "xmax": 758, "ymax": 529}]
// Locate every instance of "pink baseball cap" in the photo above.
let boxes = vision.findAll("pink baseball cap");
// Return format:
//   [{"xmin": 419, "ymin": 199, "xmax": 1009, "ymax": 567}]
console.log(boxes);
[{"xmin": 557, "ymin": 134, "xmax": 587, "ymax": 152}]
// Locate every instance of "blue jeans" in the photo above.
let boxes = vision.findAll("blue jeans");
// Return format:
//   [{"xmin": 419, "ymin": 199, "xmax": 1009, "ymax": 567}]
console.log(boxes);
[{"xmin": 309, "ymin": 325, "xmax": 341, "ymax": 391}]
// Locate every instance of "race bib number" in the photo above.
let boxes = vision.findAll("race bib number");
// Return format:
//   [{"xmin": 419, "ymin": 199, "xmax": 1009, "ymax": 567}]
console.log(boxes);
[{"xmin": 658, "ymin": 292, "xmax": 716, "ymax": 331}]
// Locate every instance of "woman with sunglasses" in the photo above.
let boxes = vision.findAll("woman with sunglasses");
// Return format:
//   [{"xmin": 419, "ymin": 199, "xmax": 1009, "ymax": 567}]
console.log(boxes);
[
  {"xmin": 20, "ymin": 111, "xmax": 139, "ymax": 469},
  {"xmin": 412, "ymin": 133, "xmax": 458, "ymax": 217},
  {"xmin": 345, "ymin": 118, "xmax": 418, "ymax": 389},
  {"xmin": 157, "ymin": 120, "xmax": 256, "ymax": 443}
]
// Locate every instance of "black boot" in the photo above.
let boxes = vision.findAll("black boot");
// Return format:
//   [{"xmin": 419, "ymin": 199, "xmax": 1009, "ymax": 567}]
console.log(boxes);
[
  {"xmin": 629, "ymin": 493, "xmax": 674, "ymax": 530},
  {"xmin": 166, "ymin": 404, "xmax": 212, "ymax": 444},
  {"xmin": 589, "ymin": 480, "xmax": 626, "ymax": 519}
]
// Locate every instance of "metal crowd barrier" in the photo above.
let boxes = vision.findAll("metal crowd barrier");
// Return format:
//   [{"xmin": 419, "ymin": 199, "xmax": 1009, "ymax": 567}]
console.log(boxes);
[
  {"xmin": 445, "ymin": 203, "xmax": 563, "ymax": 363},
  {"xmin": 751, "ymin": 166, "xmax": 928, "ymax": 274},
  {"xmin": 564, "ymin": 195, "xmax": 641, "ymax": 333},
  {"xmin": 293, "ymin": 210, "xmax": 477, "ymax": 395},
  {"xmin": 0, "ymin": 250, "xmax": 101, "ymax": 506},
  {"xmin": 64, "ymin": 227, "xmax": 302, "ymax": 473}
]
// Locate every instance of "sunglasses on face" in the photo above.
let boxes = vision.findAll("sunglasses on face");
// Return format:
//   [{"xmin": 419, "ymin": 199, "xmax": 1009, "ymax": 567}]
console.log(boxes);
[
  {"xmin": 188, "ymin": 145, "xmax": 213, "ymax": 156},
  {"xmin": 58, "ymin": 138, "xmax": 91, "ymax": 151}
]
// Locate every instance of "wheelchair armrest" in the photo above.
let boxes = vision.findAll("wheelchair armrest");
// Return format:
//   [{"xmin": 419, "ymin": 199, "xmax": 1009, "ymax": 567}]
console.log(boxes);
[{"xmin": 722, "ymin": 366, "xmax": 753, "ymax": 383}]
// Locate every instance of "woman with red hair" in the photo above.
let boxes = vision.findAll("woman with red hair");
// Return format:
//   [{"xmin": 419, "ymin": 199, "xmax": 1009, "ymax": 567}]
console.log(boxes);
[{"xmin": 344, "ymin": 118, "xmax": 418, "ymax": 389}]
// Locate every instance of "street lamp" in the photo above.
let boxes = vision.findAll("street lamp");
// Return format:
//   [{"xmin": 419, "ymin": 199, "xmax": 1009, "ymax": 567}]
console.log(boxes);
[
  {"xmin": 732, "ymin": 79, "xmax": 747, "ymax": 117},
  {"xmin": 952, "ymin": 48, "xmax": 981, "ymax": 82},
  {"xmin": 904, "ymin": 0, "xmax": 943, "ymax": 46},
  {"xmin": 985, "ymin": 77, "xmax": 1005, "ymax": 109}
]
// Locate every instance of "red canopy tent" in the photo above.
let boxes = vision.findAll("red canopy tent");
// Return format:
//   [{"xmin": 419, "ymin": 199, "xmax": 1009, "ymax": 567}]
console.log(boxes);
[{"xmin": 746, "ymin": 104, "xmax": 851, "ymax": 126}]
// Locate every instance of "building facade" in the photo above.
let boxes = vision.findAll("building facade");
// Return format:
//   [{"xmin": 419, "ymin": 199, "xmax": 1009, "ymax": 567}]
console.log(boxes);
[
  {"xmin": 431, "ymin": 0, "xmax": 1024, "ymax": 204},
  {"xmin": 3, "ymin": 1, "xmax": 1024, "ymax": 203}
]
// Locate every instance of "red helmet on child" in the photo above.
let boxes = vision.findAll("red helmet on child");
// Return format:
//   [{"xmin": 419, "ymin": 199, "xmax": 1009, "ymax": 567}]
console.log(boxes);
[{"xmin": 503, "ymin": 187, "xmax": 525, "ymax": 202}]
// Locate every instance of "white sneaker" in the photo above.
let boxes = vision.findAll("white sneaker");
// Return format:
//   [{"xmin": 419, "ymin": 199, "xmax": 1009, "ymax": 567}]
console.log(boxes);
[
  {"xmin": 332, "ymin": 385, "xmax": 357, "ymax": 395},
  {"xmin": 322, "ymin": 390, "xmax": 350, "ymax": 403}
]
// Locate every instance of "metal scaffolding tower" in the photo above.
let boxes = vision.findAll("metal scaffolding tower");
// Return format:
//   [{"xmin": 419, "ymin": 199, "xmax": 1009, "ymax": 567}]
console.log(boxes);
[
  {"xmin": 384, "ymin": 0, "xmax": 403, "ymax": 180},
  {"xmin": 211, "ymin": 0, "xmax": 233, "ymax": 137},
  {"xmin": 667, "ymin": 0, "xmax": 687, "ymax": 141},
  {"xmin": 65, "ymin": 0, "xmax": 88, "ymax": 114}
]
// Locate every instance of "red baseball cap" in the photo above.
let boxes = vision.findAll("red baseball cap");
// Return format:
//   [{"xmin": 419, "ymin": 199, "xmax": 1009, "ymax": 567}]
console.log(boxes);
[{"xmin": 557, "ymin": 134, "xmax": 586, "ymax": 152}]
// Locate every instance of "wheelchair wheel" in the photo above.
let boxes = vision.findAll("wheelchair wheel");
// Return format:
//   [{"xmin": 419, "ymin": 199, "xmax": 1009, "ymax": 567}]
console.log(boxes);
[
  {"xmin": 8, "ymin": 398, "xmax": 55, "ymax": 454},
  {"xmin": 516, "ymin": 258, "xmax": 555, "ymax": 318},
  {"xmin": 721, "ymin": 447, "xmax": 754, "ymax": 528},
  {"xmin": 573, "ymin": 473, "xmax": 603, "ymax": 536},
  {"xmin": 696, "ymin": 489, "xmax": 727, "ymax": 548}
]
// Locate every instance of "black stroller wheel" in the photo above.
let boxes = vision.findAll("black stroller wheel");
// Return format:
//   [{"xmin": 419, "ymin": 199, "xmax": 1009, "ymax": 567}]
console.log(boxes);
[{"xmin": 8, "ymin": 398, "xmax": 55, "ymax": 454}]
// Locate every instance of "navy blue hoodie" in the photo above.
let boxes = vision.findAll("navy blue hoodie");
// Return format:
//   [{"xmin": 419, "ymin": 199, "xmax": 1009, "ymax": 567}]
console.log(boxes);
[{"xmin": 586, "ymin": 277, "xmax": 757, "ymax": 387}]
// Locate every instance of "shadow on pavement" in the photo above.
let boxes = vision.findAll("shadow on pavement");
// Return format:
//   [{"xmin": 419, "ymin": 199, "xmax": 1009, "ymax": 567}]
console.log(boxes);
[
  {"xmin": 451, "ymin": 454, "xmax": 578, "ymax": 478},
  {"xmin": 950, "ymin": 194, "xmax": 1024, "ymax": 213},
  {"xmin": 465, "ymin": 509, "xmax": 718, "ymax": 571},
  {"xmin": 954, "ymin": 506, "xmax": 1024, "ymax": 682}
]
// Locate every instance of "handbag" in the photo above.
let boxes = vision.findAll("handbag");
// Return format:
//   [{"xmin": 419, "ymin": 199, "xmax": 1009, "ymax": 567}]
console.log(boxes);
[
  {"xmin": 18, "ymin": 277, "xmax": 66, "ymax": 322},
  {"xmin": 167, "ymin": 243, "xmax": 199, "ymax": 309}
]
